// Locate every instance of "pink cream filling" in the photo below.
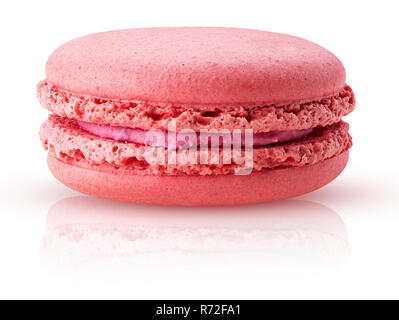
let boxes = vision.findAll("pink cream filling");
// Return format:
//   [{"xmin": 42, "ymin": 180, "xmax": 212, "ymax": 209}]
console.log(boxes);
[{"xmin": 77, "ymin": 120, "xmax": 313, "ymax": 148}]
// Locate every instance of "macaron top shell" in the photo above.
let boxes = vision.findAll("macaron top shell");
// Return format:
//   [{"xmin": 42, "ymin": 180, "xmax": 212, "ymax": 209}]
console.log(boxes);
[{"xmin": 46, "ymin": 27, "xmax": 346, "ymax": 107}]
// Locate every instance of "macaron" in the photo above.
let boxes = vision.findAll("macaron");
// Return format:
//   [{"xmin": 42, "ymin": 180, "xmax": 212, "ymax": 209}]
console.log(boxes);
[{"xmin": 38, "ymin": 27, "xmax": 355, "ymax": 206}]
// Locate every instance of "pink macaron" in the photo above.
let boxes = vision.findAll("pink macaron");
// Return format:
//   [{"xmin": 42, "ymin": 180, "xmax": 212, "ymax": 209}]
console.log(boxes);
[{"xmin": 38, "ymin": 27, "xmax": 355, "ymax": 206}]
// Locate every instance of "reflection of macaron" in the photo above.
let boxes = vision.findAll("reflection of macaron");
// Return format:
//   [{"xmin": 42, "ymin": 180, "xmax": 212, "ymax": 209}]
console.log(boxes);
[
  {"xmin": 38, "ymin": 27, "xmax": 355, "ymax": 205},
  {"xmin": 41, "ymin": 197, "xmax": 350, "ymax": 267}
]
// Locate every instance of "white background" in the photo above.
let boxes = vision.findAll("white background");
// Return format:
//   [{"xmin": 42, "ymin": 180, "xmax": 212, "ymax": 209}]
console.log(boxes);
[{"xmin": 0, "ymin": 0, "xmax": 398, "ymax": 300}]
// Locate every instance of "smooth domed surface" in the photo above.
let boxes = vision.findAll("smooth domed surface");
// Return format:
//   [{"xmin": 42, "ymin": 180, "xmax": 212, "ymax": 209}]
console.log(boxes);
[
  {"xmin": 48, "ymin": 152, "xmax": 349, "ymax": 206},
  {"xmin": 46, "ymin": 27, "xmax": 346, "ymax": 107}
]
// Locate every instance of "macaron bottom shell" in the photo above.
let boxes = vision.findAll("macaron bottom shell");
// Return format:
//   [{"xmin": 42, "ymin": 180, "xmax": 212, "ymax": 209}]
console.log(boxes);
[{"xmin": 48, "ymin": 151, "xmax": 349, "ymax": 206}]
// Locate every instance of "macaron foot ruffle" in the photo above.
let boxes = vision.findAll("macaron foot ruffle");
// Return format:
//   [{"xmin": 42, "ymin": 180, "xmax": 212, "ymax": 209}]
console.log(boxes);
[
  {"xmin": 40, "ymin": 114, "xmax": 352, "ymax": 176},
  {"xmin": 37, "ymin": 80, "xmax": 355, "ymax": 134}
]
